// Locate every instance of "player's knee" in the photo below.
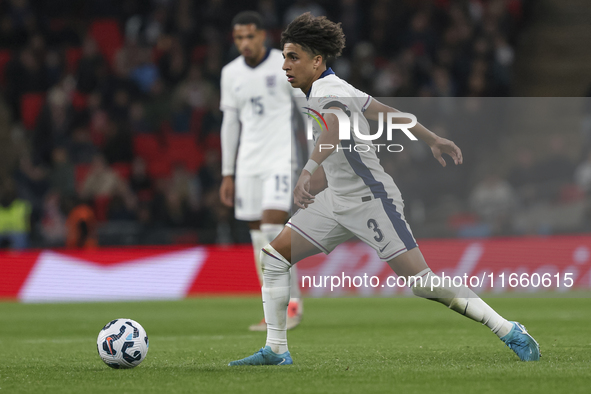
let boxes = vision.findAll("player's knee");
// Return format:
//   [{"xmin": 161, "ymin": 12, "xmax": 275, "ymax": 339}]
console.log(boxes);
[
  {"xmin": 410, "ymin": 270, "xmax": 456, "ymax": 304},
  {"xmin": 260, "ymin": 244, "xmax": 291, "ymax": 274}
]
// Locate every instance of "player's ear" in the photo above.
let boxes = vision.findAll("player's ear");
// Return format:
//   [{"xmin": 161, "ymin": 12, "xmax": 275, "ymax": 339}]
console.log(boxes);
[{"xmin": 313, "ymin": 54, "xmax": 322, "ymax": 69}]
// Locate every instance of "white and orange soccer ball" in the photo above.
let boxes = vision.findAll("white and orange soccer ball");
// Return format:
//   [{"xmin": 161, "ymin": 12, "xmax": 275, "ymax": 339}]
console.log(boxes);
[{"xmin": 97, "ymin": 319, "xmax": 149, "ymax": 369}]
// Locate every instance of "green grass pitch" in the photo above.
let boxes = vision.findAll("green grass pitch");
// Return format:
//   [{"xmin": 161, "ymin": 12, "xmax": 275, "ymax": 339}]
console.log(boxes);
[{"xmin": 1, "ymin": 296, "xmax": 590, "ymax": 393}]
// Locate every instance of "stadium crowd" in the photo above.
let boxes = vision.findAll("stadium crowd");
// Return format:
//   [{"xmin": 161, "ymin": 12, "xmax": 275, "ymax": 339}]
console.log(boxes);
[{"xmin": 2, "ymin": 0, "xmax": 589, "ymax": 250}]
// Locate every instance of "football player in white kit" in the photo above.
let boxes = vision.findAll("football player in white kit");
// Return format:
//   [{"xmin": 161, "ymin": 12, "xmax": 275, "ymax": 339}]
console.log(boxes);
[
  {"xmin": 219, "ymin": 12, "xmax": 302, "ymax": 331},
  {"xmin": 229, "ymin": 13, "xmax": 540, "ymax": 365}
]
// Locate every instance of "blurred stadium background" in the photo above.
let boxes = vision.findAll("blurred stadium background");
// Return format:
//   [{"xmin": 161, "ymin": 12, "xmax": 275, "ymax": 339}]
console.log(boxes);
[{"xmin": 1, "ymin": 0, "xmax": 591, "ymax": 301}]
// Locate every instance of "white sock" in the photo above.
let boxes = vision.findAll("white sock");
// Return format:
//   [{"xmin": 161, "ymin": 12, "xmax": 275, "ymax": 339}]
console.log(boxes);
[
  {"xmin": 412, "ymin": 269, "xmax": 513, "ymax": 338},
  {"xmin": 260, "ymin": 244, "xmax": 291, "ymax": 354},
  {"xmin": 260, "ymin": 223, "xmax": 301, "ymax": 299},
  {"xmin": 250, "ymin": 229, "xmax": 267, "ymax": 285}
]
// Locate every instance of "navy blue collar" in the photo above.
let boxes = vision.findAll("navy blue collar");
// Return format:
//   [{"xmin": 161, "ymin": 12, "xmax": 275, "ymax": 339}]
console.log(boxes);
[
  {"xmin": 244, "ymin": 47, "xmax": 271, "ymax": 69},
  {"xmin": 306, "ymin": 67, "xmax": 335, "ymax": 99}
]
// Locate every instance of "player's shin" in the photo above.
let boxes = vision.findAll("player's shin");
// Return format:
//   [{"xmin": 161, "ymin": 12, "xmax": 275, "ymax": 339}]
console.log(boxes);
[
  {"xmin": 261, "ymin": 224, "xmax": 301, "ymax": 303},
  {"xmin": 260, "ymin": 244, "xmax": 291, "ymax": 354},
  {"xmin": 410, "ymin": 269, "xmax": 513, "ymax": 338},
  {"xmin": 250, "ymin": 229, "xmax": 267, "ymax": 285}
]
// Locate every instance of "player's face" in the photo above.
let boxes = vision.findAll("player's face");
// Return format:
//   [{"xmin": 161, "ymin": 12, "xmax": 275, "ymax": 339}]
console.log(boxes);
[
  {"xmin": 233, "ymin": 24, "xmax": 266, "ymax": 62},
  {"xmin": 282, "ymin": 43, "xmax": 322, "ymax": 91}
]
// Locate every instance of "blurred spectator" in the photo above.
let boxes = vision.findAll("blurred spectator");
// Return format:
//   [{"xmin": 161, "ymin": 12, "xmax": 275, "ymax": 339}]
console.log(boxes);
[
  {"xmin": 200, "ymin": 91, "xmax": 222, "ymax": 142},
  {"xmin": 173, "ymin": 65, "xmax": 215, "ymax": 111},
  {"xmin": 129, "ymin": 157, "xmax": 153, "ymax": 202},
  {"xmin": 130, "ymin": 46, "xmax": 159, "ymax": 93},
  {"xmin": 65, "ymin": 196, "xmax": 97, "ymax": 248},
  {"xmin": 469, "ymin": 173, "xmax": 517, "ymax": 233},
  {"xmin": 14, "ymin": 152, "xmax": 49, "ymax": 212},
  {"xmin": 197, "ymin": 150, "xmax": 222, "ymax": 195},
  {"xmin": 574, "ymin": 150, "xmax": 591, "ymax": 193},
  {"xmin": 508, "ymin": 148, "xmax": 539, "ymax": 207},
  {"xmin": 68, "ymin": 126, "xmax": 99, "ymax": 164},
  {"xmin": 170, "ymin": 163, "xmax": 199, "ymax": 211},
  {"xmin": 144, "ymin": 78, "xmax": 171, "ymax": 131},
  {"xmin": 535, "ymin": 136, "xmax": 575, "ymax": 184},
  {"xmin": 283, "ymin": 0, "xmax": 325, "ymax": 26},
  {"xmin": 158, "ymin": 37, "xmax": 189, "ymax": 87},
  {"xmin": 152, "ymin": 178, "xmax": 193, "ymax": 228},
  {"xmin": 102, "ymin": 120, "xmax": 134, "ymax": 164},
  {"xmin": 49, "ymin": 146, "xmax": 75, "ymax": 197},
  {"xmin": 40, "ymin": 190, "xmax": 66, "ymax": 246},
  {"xmin": 33, "ymin": 87, "xmax": 74, "ymax": 165},
  {"xmin": 129, "ymin": 101, "xmax": 153, "ymax": 133},
  {"xmin": 80, "ymin": 154, "xmax": 126, "ymax": 200},
  {"xmin": 0, "ymin": 181, "xmax": 32, "ymax": 249},
  {"xmin": 6, "ymin": 47, "xmax": 48, "ymax": 118},
  {"xmin": 76, "ymin": 36, "xmax": 106, "ymax": 93}
]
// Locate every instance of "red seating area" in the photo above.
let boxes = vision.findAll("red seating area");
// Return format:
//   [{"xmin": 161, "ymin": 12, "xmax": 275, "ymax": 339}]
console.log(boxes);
[
  {"xmin": 0, "ymin": 49, "xmax": 11, "ymax": 87},
  {"xmin": 133, "ymin": 131, "xmax": 204, "ymax": 179},
  {"xmin": 89, "ymin": 19, "xmax": 124, "ymax": 68},
  {"xmin": 20, "ymin": 93, "xmax": 46, "ymax": 130}
]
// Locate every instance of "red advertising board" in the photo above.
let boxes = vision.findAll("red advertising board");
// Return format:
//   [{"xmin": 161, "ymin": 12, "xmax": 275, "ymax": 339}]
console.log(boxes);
[{"xmin": 1, "ymin": 235, "xmax": 590, "ymax": 302}]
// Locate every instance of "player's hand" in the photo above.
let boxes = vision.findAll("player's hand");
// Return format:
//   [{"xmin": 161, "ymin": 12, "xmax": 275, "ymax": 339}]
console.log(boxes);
[
  {"xmin": 294, "ymin": 170, "xmax": 315, "ymax": 209},
  {"xmin": 430, "ymin": 137, "xmax": 463, "ymax": 167},
  {"xmin": 219, "ymin": 176, "xmax": 235, "ymax": 207}
]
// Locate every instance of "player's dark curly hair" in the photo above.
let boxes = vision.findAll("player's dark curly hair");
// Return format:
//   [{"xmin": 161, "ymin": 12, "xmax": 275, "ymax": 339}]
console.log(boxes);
[{"xmin": 280, "ymin": 13, "xmax": 345, "ymax": 62}]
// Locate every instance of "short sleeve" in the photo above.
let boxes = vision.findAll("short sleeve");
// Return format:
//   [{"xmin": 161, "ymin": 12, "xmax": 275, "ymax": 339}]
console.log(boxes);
[{"xmin": 353, "ymin": 87, "xmax": 373, "ymax": 112}]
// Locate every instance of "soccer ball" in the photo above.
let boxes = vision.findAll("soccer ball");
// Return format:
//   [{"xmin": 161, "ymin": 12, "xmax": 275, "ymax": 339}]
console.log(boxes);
[{"xmin": 97, "ymin": 318, "xmax": 149, "ymax": 369}]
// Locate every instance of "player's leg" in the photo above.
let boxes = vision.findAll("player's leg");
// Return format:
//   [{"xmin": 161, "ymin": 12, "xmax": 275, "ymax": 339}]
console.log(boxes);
[
  {"xmin": 387, "ymin": 248, "xmax": 540, "ymax": 361},
  {"xmin": 234, "ymin": 174, "xmax": 271, "ymax": 330},
  {"xmin": 260, "ymin": 171, "xmax": 304, "ymax": 329},
  {"xmin": 260, "ymin": 209, "xmax": 303, "ymax": 330},
  {"xmin": 229, "ymin": 189, "xmax": 351, "ymax": 365},
  {"xmin": 228, "ymin": 227, "xmax": 320, "ymax": 366}
]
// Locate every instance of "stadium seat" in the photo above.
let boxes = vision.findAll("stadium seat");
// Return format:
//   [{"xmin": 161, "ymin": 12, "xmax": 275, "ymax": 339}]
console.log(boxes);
[
  {"xmin": 165, "ymin": 133, "xmax": 204, "ymax": 172},
  {"xmin": 133, "ymin": 134, "xmax": 162, "ymax": 162},
  {"xmin": 204, "ymin": 134, "xmax": 221, "ymax": 152},
  {"xmin": 94, "ymin": 195, "xmax": 111, "ymax": 222},
  {"xmin": 65, "ymin": 47, "xmax": 82, "ymax": 73},
  {"xmin": 20, "ymin": 93, "xmax": 46, "ymax": 130},
  {"xmin": 190, "ymin": 108, "xmax": 206, "ymax": 137},
  {"xmin": 191, "ymin": 45, "xmax": 208, "ymax": 64},
  {"xmin": 71, "ymin": 90, "xmax": 88, "ymax": 111},
  {"xmin": 147, "ymin": 159, "xmax": 172, "ymax": 179},
  {"xmin": 0, "ymin": 49, "xmax": 11, "ymax": 87},
  {"xmin": 75, "ymin": 163, "xmax": 92, "ymax": 192},
  {"xmin": 89, "ymin": 19, "xmax": 123, "ymax": 68},
  {"xmin": 111, "ymin": 162, "xmax": 131, "ymax": 180}
]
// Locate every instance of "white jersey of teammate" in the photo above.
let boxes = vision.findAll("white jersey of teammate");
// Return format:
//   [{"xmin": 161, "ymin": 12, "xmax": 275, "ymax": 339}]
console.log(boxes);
[
  {"xmin": 220, "ymin": 48, "xmax": 304, "ymax": 220},
  {"xmin": 220, "ymin": 48, "xmax": 296, "ymax": 177}
]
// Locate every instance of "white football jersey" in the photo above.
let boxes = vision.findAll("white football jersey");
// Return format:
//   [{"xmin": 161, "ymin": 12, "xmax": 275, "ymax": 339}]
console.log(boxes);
[
  {"xmin": 220, "ymin": 48, "xmax": 296, "ymax": 176},
  {"xmin": 306, "ymin": 68, "xmax": 403, "ymax": 200}
]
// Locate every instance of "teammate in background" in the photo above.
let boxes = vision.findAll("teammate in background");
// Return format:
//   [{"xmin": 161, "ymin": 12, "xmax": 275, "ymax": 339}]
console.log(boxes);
[
  {"xmin": 229, "ymin": 13, "xmax": 540, "ymax": 365},
  {"xmin": 219, "ymin": 11, "xmax": 303, "ymax": 331}
]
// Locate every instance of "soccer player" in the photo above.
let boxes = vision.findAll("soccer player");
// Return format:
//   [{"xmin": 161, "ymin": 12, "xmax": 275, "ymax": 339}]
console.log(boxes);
[
  {"xmin": 219, "ymin": 11, "xmax": 303, "ymax": 331},
  {"xmin": 229, "ymin": 13, "xmax": 540, "ymax": 365}
]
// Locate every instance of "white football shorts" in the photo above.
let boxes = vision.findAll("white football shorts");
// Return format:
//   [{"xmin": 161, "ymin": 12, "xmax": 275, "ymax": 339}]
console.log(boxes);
[
  {"xmin": 234, "ymin": 172, "xmax": 293, "ymax": 221},
  {"xmin": 287, "ymin": 187, "xmax": 417, "ymax": 261}
]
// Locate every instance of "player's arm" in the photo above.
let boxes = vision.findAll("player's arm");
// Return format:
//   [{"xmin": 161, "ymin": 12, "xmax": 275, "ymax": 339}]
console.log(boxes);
[
  {"xmin": 364, "ymin": 99, "xmax": 463, "ymax": 167},
  {"xmin": 219, "ymin": 66, "xmax": 241, "ymax": 207},
  {"xmin": 295, "ymin": 108, "xmax": 340, "ymax": 209},
  {"xmin": 219, "ymin": 108, "xmax": 240, "ymax": 207}
]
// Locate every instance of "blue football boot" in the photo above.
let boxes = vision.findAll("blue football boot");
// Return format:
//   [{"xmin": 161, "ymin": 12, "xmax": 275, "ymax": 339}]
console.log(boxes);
[
  {"xmin": 228, "ymin": 346, "xmax": 293, "ymax": 366},
  {"xmin": 500, "ymin": 321, "xmax": 541, "ymax": 361}
]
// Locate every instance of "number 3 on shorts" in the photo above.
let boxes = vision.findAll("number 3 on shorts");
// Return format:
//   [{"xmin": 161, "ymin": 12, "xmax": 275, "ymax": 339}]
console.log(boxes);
[{"xmin": 367, "ymin": 219, "xmax": 384, "ymax": 242}]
